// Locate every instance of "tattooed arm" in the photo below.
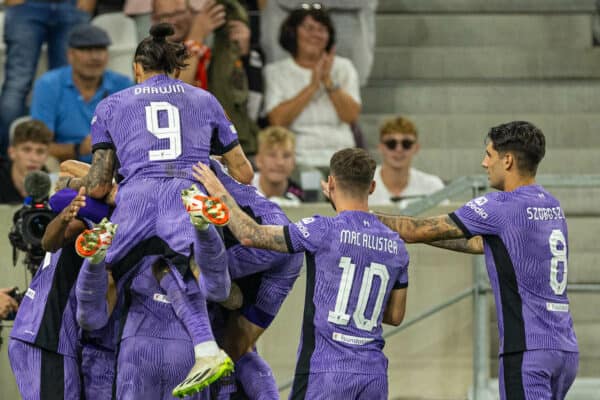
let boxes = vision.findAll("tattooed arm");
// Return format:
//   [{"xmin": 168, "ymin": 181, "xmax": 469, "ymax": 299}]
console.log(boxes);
[
  {"xmin": 375, "ymin": 213, "xmax": 466, "ymax": 243},
  {"xmin": 192, "ymin": 162, "xmax": 289, "ymax": 253},
  {"xmin": 66, "ymin": 149, "xmax": 116, "ymax": 199},
  {"xmin": 428, "ymin": 236, "xmax": 484, "ymax": 254}
]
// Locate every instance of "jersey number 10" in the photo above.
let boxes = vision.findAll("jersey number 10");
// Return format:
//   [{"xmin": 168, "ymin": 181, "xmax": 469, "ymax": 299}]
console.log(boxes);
[{"xmin": 328, "ymin": 257, "xmax": 390, "ymax": 332}]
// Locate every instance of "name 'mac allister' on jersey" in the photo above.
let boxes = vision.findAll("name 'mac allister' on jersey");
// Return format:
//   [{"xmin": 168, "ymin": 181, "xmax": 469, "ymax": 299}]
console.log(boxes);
[
  {"xmin": 284, "ymin": 211, "xmax": 409, "ymax": 375},
  {"xmin": 90, "ymin": 75, "xmax": 239, "ymax": 184},
  {"xmin": 450, "ymin": 185, "xmax": 578, "ymax": 355}
]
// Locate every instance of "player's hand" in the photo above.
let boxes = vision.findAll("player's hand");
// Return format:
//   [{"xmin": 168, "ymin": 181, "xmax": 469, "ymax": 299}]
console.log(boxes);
[
  {"xmin": 192, "ymin": 162, "xmax": 228, "ymax": 198},
  {"xmin": 228, "ymin": 20, "xmax": 251, "ymax": 56},
  {"xmin": 0, "ymin": 288, "xmax": 19, "ymax": 320},
  {"xmin": 59, "ymin": 187, "xmax": 86, "ymax": 224}
]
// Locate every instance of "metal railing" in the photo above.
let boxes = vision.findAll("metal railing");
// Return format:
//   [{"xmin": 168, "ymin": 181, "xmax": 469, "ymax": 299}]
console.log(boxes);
[{"xmin": 278, "ymin": 174, "xmax": 600, "ymax": 398}]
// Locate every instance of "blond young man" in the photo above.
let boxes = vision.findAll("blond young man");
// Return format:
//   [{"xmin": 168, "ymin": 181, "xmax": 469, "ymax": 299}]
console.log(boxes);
[
  {"xmin": 370, "ymin": 116, "xmax": 444, "ymax": 207},
  {"xmin": 253, "ymin": 126, "xmax": 305, "ymax": 205}
]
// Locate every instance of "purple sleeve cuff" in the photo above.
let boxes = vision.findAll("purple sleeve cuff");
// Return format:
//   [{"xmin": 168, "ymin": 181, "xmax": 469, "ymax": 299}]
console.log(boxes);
[{"xmin": 49, "ymin": 188, "xmax": 110, "ymax": 223}]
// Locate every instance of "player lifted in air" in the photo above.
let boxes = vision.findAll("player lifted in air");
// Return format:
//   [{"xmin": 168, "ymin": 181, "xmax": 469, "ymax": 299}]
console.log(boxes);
[{"xmin": 63, "ymin": 23, "xmax": 253, "ymax": 397}]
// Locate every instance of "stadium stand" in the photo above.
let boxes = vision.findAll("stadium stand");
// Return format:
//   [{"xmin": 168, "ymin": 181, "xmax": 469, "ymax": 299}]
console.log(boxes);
[
  {"xmin": 91, "ymin": 12, "xmax": 137, "ymax": 79},
  {"xmin": 1, "ymin": 1, "xmax": 600, "ymax": 399}
]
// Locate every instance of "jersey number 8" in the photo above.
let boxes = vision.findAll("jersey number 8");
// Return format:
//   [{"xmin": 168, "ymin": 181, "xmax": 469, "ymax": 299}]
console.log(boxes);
[{"xmin": 549, "ymin": 229, "xmax": 568, "ymax": 296}]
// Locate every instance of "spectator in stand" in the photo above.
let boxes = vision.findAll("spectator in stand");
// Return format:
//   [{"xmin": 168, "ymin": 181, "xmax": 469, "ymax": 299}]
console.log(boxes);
[
  {"xmin": 264, "ymin": 4, "xmax": 361, "ymax": 169},
  {"xmin": 370, "ymin": 116, "xmax": 445, "ymax": 208},
  {"xmin": 260, "ymin": 0, "xmax": 377, "ymax": 86},
  {"xmin": 208, "ymin": 0, "xmax": 264, "ymax": 157},
  {"xmin": 152, "ymin": 0, "xmax": 226, "ymax": 89},
  {"xmin": 0, "ymin": 0, "xmax": 95, "ymax": 157},
  {"xmin": 152, "ymin": 0, "xmax": 264, "ymax": 157},
  {"xmin": 0, "ymin": 119, "xmax": 52, "ymax": 204},
  {"xmin": 252, "ymin": 126, "xmax": 304, "ymax": 206},
  {"xmin": 29, "ymin": 24, "xmax": 132, "ymax": 164}
]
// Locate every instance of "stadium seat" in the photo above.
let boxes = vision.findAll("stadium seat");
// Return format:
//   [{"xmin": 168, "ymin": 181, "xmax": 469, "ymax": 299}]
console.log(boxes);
[{"xmin": 92, "ymin": 12, "xmax": 137, "ymax": 79}]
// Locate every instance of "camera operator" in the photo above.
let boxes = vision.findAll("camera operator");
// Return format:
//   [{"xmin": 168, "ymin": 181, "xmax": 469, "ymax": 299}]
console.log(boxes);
[
  {"xmin": 0, "ymin": 119, "xmax": 52, "ymax": 204},
  {"xmin": 0, "ymin": 288, "xmax": 19, "ymax": 320}
]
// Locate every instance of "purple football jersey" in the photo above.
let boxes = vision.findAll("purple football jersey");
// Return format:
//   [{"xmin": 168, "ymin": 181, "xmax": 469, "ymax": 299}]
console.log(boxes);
[
  {"xmin": 10, "ymin": 248, "xmax": 83, "ymax": 358},
  {"xmin": 211, "ymin": 159, "xmax": 303, "ymax": 279},
  {"xmin": 284, "ymin": 211, "xmax": 409, "ymax": 375},
  {"xmin": 122, "ymin": 258, "xmax": 191, "ymax": 342},
  {"xmin": 90, "ymin": 75, "xmax": 239, "ymax": 183},
  {"xmin": 450, "ymin": 185, "xmax": 578, "ymax": 354}
]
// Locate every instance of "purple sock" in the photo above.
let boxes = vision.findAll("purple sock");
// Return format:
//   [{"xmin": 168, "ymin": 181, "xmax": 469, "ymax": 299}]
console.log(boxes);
[
  {"xmin": 194, "ymin": 227, "xmax": 230, "ymax": 302},
  {"xmin": 76, "ymin": 260, "xmax": 109, "ymax": 331},
  {"xmin": 160, "ymin": 270, "xmax": 215, "ymax": 346},
  {"xmin": 236, "ymin": 352, "xmax": 278, "ymax": 400}
]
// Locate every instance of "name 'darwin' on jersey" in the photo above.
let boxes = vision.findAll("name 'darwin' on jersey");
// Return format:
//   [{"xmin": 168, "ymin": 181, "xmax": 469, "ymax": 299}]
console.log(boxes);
[
  {"xmin": 340, "ymin": 229, "xmax": 398, "ymax": 254},
  {"xmin": 134, "ymin": 85, "xmax": 186, "ymax": 95}
]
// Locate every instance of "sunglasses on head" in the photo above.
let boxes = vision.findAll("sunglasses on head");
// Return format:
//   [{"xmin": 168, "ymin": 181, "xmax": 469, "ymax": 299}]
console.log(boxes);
[
  {"xmin": 299, "ymin": 2, "xmax": 323, "ymax": 10},
  {"xmin": 383, "ymin": 138, "xmax": 416, "ymax": 151}
]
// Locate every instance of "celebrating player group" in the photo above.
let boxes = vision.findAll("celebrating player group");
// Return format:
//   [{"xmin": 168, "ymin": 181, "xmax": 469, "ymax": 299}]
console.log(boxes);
[{"xmin": 7, "ymin": 23, "xmax": 577, "ymax": 400}]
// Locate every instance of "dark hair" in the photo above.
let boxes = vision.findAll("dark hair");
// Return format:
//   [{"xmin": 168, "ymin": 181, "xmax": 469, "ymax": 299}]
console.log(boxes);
[
  {"xmin": 279, "ymin": 7, "xmax": 335, "ymax": 57},
  {"xmin": 487, "ymin": 121, "xmax": 546, "ymax": 176},
  {"xmin": 329, "ymin": 148, "xmax": 376, "ymax": 197},
  {"xmin": 12, "ymin": 120, "xmax": 52, "ymax": 147},
  {"xmin": 134, "ymin": 23, "xmax": 188, "ymax": 74}
]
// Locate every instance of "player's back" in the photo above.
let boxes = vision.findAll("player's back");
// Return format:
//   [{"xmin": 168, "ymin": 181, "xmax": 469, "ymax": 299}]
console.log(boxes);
[
  {"xmin": 455, "ymin": 185, "xmax": 578, "ymax": 354},
  {"xmin": 287, "ymin": 211, "xmax": 409, "ymax": 375},
  {"xmin": 497, "ymin": 185, "xmax": 577, "ymax": 353},
  {"xmin": 92, "ymin": 75, "xmax": 238, "ymax": 183}
]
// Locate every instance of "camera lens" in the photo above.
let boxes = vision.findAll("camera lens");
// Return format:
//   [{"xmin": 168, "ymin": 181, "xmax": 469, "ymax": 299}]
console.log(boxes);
[{"xmin": 29, "ymin": 214, "xmax": 52, "ymax": 239}]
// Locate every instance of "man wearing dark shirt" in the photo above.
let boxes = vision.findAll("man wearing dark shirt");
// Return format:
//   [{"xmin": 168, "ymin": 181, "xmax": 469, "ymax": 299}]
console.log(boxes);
[{"xmin": 0, "ymin": 120, "xmax": 52, "ymax": 204}]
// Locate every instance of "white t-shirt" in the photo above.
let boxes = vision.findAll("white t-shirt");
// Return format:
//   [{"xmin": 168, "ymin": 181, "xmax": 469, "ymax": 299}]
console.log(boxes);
[
  {"xmin": 264, "ymin": 56, "xmax": 361, "ymax": 167},
  {"xmin": 370, "ymin": 166, "xmax": 445, "ymax": 207},
  {"xmin": 252, "ymin": 172, "xmax": 302, "ymax": 207}
]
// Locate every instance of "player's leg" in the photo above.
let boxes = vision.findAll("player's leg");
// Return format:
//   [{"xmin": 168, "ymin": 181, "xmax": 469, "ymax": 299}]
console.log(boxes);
[
  {"xmin": 235, "ymin": 350, "xmax": 278, "ymax": 400},
  {"xmin": 75, "ymin": 181, "xmax": 158, "ymax": 269},
  {"xmin": 179, "ymin": 182, "xmax": 232, "ymax": 301},
  {"xmin": 8, "ymin": 338, "xmax": 80, "ymax": 400},
  {"xmin": 294, "ymin": 372, "xmax": 355, "ymax": 400},
  {"xmin": 550, "ymin": 350, "xmax": 578, "ymax": 400},
  {"xmin": 117, "ymin": 336, "xmax": 167, "ymax": 400},
  {"xmin": 356, "ymin": 374, "xmax": 388, "ymax": 400},
  {"xmin": 81, "ymin": 345, "xmax": 115, "ymax": 400},
  {"xmin": 499, "ymin": 350, "xmax": 551, "ymax": 400},
  {"xmin": 8, "ymin": 339, "xmax": 43, "ymax": 400},
  {"xmin": 155, "ymin": 262, "xmax": 233, "ymax": 398}
]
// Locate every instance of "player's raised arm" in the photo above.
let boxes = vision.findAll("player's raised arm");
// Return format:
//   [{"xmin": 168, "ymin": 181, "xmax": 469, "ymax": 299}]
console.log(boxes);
[
  {"xmin": 192, "ymin": 161, "xmax": 288, "ymax": 252},
  {"xmin": 374, "ymin": 212, "xmax": 466, "ymax": 243},
  {"xmin": 62, "ymin": 148, "xmax": 116, "ymax": 199}
]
